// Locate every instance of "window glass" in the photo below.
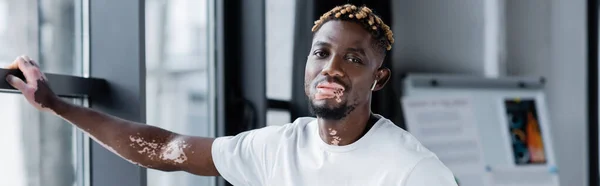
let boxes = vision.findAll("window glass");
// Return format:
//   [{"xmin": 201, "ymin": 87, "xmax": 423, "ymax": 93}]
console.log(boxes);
[
  {"xmin": 0, "ymin": 94, "xmax": 80, "ymax": 186},
  {"xmin": 39, "ymin": 0, "xmax": 82, "ymax": 76},
  {"xmin": 0, "ymin": 0, "xmax": 82, "ymax": 76},
  {"xmin": 145, "ymin": 0, "xmax": 214, "ymax": 185},
  {"xmin": 0, "ymin": 0, "xmax": 84, "ymax": 185},
  {"xmin": 266, "ymin": 0, "xmax": 295, "ymax": 100},
  {"xmin": 267, "ymin": 109, "xmax": 291, "ymax": 126}
]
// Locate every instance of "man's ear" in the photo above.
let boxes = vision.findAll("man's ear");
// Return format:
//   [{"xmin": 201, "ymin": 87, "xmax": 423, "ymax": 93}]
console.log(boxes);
[{"xmin": 372, "ymin": 68, "xmax": 391, "ymax": 91}]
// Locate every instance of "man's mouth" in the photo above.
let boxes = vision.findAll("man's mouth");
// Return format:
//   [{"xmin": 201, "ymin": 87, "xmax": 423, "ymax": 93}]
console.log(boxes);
[{"xmin": 315, "ymin": 82, "xmax": 345, "ymax": 102}]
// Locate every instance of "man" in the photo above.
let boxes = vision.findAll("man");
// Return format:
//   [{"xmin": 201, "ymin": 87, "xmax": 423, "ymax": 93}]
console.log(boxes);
[{"xmin": 5, "ymin": 4, "xmax": 456, "ymax": 186}]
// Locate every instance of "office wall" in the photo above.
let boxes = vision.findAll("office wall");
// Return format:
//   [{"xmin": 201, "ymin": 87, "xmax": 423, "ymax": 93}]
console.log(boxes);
[
  {"xmin": 505, "ymin": 0, "xmax": 551, "ymax": 76},
  {"xmin": 393, "ymin": 0, "xmax": 588, "ymax": 185},
  {"xmin": 507, "ymin": 0, "xmax": 588, "ymax": 186},
  {"xmin": 392, "ymin": 0, "xmax": 485, "ymax": 76}
]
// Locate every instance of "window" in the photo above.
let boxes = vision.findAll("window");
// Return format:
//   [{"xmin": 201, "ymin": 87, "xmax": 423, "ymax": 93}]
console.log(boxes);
[
  {"xmin": 0, "ymin": 0, "xmax": 82, "ymax": 76},
  {"xmin": 0, "ymin": 95, "xmax": 82, "ymax": 186},
  {"xmin": 2, "ymin": 0, "xmax": 169, "ymax": 186},
  {"xmin": 266, "ymin": 0, "xmax": 295, "ymax": 101},
  {"xmin": 145, "ymin": 0, "xmax": 215, "ymax": 185},
  {"xmin": 0, "ymin": 0, "xmax": 84, "ymax": 186},
  {"xmin": 39, "ymin": 0, "xmax": 83, "ymax": 76},
  {"xmin": 266, "ymin": 0, "xmax": 295, "ymax": 126},
  {"xmin": 267, "ymin": 109, "xmax": 291, "ymax": 126}
]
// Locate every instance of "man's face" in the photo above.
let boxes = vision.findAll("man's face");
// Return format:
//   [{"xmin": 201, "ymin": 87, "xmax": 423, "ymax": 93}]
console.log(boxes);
[{"xmin": 304, "ymin": 20, "xmax": 383, "ymax": 120}]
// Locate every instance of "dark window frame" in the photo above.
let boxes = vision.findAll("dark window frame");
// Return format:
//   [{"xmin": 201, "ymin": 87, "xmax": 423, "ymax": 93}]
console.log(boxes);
[
  {"xmin": 0, "ymin": 69, "xmax": 107, "ymax": 97},
  {"xmin": 268, "ymin": 99, "xmax": 292, "ymax": 110},
  {"xmin": 588, "ymin": 0, "xmax": 599, "ymax": 185}
]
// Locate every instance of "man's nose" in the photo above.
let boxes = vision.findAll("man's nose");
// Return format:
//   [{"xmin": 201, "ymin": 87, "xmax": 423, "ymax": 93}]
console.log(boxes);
[{"xmin": 321, "ymin": 55, "xmax": 344, "ymax": 77}]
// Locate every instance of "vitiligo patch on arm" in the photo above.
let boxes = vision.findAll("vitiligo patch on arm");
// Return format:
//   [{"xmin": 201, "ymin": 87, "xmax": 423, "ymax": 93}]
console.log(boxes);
[{"xmin": 128, "ymin": 135, "xmax": 190, "ymax": 164}]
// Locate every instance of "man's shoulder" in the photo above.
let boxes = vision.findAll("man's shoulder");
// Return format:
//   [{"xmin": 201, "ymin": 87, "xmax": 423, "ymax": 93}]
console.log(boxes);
[
  {"xmin": 243, "ymin": 116, "xmax": 316, "ymax": 139},
  {"xmin": 275, "ymin": 116, "xmax": 316, "ymax": 130}
]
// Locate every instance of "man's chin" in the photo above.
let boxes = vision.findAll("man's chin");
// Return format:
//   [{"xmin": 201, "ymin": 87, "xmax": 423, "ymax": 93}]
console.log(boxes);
[
  {"xmin": 308, "ymin": 99, "xmax": 354, "ymax": 120},
  {"xmin": 311, "ymin": 98, "xmax": 344, "ymax": 108}
]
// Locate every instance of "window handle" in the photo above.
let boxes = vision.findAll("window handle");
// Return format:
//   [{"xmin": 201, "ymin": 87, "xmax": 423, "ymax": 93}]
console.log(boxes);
[{"xmin": 0, "ymin": 68, "xmax": 108, "ymax": 98}]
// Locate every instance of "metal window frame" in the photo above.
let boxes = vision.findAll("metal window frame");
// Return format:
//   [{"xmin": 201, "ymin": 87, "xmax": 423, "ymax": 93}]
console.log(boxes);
[
  {"xmin": 268, "ymin": 99, "xmax": 292, "ymax": 110},
  {"xmin": 588, "ymin": 0, "xmax": 599, "ymax": 185},
  {"xmin": 87, "ymin": 0, "xmax": 147, "ymax": 186},
  {"xmin": 290, "ymin": 0, "xmax": 314, "ymax": 120},
  {"xmin": 86, "ymin": 0, "xmax": 221, "ymax": 185},
  {"xmin": 215, "ymin": 0, "xmax": 266, "ymax": 185},
  {"xmin": 0, "ymin": 69, "xmax": 107, "ymax": 97},
  {"xmin": 215, "ymin": 0, "xmax": 266, "ymax": 136}
]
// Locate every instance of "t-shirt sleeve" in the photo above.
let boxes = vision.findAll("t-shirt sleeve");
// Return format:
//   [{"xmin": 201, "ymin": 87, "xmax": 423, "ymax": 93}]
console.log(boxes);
[
  {"xmin": 211, "ymin": 127, "xmax": 278, "ymax": 186},
  {"xmin": 404, "ymin": 156, "xmax": 458, "ymax": 186}
]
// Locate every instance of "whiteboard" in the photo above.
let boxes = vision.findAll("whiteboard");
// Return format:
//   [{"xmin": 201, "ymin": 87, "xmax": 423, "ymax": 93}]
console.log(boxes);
[{"xmin": 400, "ymin": 73, "xmax": 559, "ymax": 186}]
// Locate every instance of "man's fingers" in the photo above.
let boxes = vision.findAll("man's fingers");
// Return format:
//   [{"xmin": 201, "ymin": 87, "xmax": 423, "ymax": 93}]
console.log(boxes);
[
  {"xmin": 5, "ymin": 55, "xmax": 36, "ymax": 69},
  {"xmin": 4, "ymin": 56, "xmax": 43, "ymax": 86},
  {"xmin": 21, "ymin": 55, "xmax": 32, "ymax": 62},
  {"xmin": 18, "ymin": 56, "xmax": 33, "ymax": 68},
  {"xmin": 15, "ymin": 56, "xmax": 42, "ymax": 85},
  {"xmin": 21, "ymin": 55, "xmax": 38, "ymax": 67},
  {"xmin": 5, "ymin": 75, "xmax": 28, "ymax": 92},
  {"xmin": 5, "ymin": 56, "xmax": 24, "ymax": 69},
  {"xmin": 5, "ymin": 61, "xmax": 18, "ymax": 69}
]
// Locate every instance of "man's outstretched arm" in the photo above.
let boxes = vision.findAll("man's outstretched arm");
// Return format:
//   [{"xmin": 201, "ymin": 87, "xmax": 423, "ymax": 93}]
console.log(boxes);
[{"xmin": 4, "ymin": 56, "xmax": 219, "ymax": 176}]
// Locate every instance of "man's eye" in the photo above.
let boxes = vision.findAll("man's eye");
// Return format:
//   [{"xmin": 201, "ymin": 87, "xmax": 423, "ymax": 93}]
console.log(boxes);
[
  {"xmin": 314, "ymin": 50, "xmax": 328, "ymax": 58},
  {"xmin": 347, "ymin": 57, "xmax": 362, "ymax": 64}
]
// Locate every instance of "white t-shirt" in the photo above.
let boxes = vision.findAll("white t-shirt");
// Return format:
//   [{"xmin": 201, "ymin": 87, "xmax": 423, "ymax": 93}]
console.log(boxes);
[{"xmin": 211, "ymin": 115, "xmax": 457, "ymax": 186}]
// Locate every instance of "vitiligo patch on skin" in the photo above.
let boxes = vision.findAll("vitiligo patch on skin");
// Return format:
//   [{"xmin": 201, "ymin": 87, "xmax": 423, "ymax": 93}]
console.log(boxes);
[
  {"xmin": 84, "ymin": 132, "xmax": 143, "ymax": 167},
  {"xmin": 328, "ymin": 128, "xmax": 338, "ymax": 135},
  {"xmin": 331, "ymin": 136, "xmax": 342, "ymax": 146},
  {"xmin": 57, "ymin": 115, "xmax": 146, "ymax": 167},
  {"xmin": 129, "ymin": 135, "xmax": 161, "ymax": 159},
  {"xmin": 334, "ymin": 89, "xmax": 343, "ymax": 102},
  {"xmin": 314, "ymin": 83, "xmax": 344, "ymax": 102},
  {"xmin": 161, "ymin": 140, "xmax": 190, "ymax": 164},
  {"xmin": 128, "ymin": 135, "xmax": 191, "ymax": 164}
]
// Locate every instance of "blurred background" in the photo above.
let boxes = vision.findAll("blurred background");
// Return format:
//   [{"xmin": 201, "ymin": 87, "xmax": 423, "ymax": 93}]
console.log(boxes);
[{"xmin": 0, "ymin": 0, "xmax": 596, "ymax": 186}]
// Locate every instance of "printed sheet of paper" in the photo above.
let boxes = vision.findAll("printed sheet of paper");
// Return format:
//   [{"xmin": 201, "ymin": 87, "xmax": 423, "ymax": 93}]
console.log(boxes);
[{"xmin": 402, "ymin": 97, "xmax": 490, "ymax": 186}]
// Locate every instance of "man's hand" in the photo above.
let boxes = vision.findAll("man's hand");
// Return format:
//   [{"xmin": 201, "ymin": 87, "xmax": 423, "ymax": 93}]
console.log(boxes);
[{"xmin": 5, "ymin": 55, "xmax": 59, "ymax": 113}]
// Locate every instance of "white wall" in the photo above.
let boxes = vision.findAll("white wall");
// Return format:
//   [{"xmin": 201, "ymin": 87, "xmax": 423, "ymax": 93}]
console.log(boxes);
[
  {"xmin": 505, "ymin": 0, "xmax": 551, "ymax": 76},
  {"xmin": 392, "ymin": 0, "xmax": 485, "ymax": 75},
  {"xmin": 506, "ymin": 0, "xmax": 588, "ymax": 186},
  {"xmin": 393, "ymin": 0, "xmax": 589, "ymax": 185}
]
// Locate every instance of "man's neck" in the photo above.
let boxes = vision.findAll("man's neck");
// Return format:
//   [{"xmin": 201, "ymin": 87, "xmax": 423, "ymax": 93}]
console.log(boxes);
[{"xmin": 317, "ymin": 106, "xmax": 375, "ymax": 146}]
